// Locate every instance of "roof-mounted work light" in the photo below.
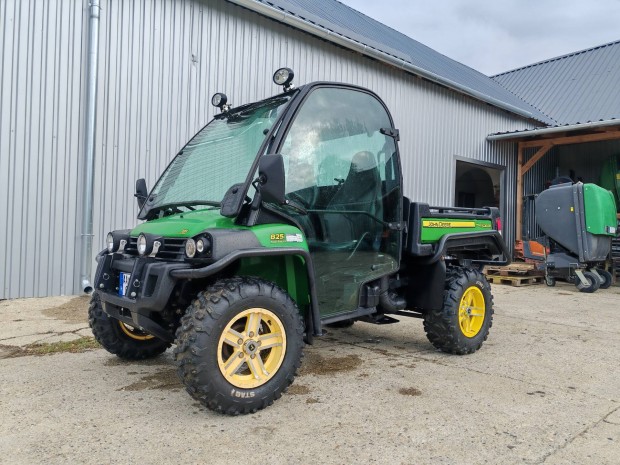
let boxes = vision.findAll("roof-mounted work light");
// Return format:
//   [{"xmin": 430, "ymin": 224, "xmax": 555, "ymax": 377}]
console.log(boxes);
[
  {"xmin": 273, "ymin": 68, "xmax": 295, "ymax": 91},
  {"xmin": 211, "ymin": 93, "xmax": 229, "ymax": 112}
]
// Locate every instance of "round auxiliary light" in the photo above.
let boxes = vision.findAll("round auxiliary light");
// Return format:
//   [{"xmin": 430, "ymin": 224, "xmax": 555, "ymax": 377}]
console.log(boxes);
[
  {"xmin": 137, "ymin": 234, "xmax": 148, "ymax": 256},
  {"xmin": 196, "ymin": 239, "xmax": 205, "ymax": 254},
  {"xmin": 185, "ymin": 238, "xmax": 196, "ymax": 258},
  {"xmin": 106, "ymin": 232, "xmax": 115, "ymax": 253},
  {"xmin": 273, "ymin": 67, "xmax": 294, "ymax": 87},
  {"xmin": 211, "ymin": 93, "xmax": 228, "ymax": 108}
]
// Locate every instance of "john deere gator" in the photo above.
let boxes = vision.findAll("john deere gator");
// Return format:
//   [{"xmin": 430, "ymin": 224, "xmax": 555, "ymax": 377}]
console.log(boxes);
[{"xmin": 90, "ymin": 68, "xmax": 509, "ymax": 414}]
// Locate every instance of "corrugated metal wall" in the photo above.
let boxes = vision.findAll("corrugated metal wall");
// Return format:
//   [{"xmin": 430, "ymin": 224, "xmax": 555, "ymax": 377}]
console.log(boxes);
[
  {"xmin": 557, "ymin": 140, "xmax": 620, "ymax": 183},
  {"xmin": 1, "ymin": 0, "xmax": 88, "ymax": 299},
  {"xmin": 1, "ymin": 0, "xmax": 534, "ymax": 299},
  {"xmin": 521, "ymin": 147, "xmax": 559, "ymax": 240}
]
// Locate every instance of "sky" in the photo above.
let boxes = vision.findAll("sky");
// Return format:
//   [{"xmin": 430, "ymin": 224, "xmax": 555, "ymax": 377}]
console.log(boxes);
[{"xmin": 340, "ymin": 0, "xmax": 620, "ymax": 76}]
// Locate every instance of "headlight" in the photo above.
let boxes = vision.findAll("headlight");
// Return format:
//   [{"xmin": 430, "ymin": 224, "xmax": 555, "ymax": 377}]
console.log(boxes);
[
  {"xmin": 106, "ymin": 233, "xmax": 114, "ymax": 253},
  {"xmin": 137, "ymin": 234, "xmax": 147, "ymax": 256},
  {"xmin": 196, "ymin": 239, "xmax": 205, "ymax": 253},
  {"xmin": 185, "ymin": 239, "xmax": 196, "ymax": 258},
  {"xmin": 106, "ymin": 230, "xmax": 130, "ymax": 253}
]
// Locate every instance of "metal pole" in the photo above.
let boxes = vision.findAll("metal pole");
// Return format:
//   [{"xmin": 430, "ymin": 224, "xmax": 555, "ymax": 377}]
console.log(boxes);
[{"xmin": 79, "ymin": 0, "xmax": 100, "ymax": 294}]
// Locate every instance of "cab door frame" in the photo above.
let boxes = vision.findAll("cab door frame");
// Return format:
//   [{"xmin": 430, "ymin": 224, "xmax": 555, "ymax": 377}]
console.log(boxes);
[{"xmin": 270, "ymin": 83, "xmax": 405, "ymax": 321}]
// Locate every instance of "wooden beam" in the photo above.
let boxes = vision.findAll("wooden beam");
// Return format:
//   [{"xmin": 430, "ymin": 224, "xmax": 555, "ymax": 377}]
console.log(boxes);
[
  {"xmin": 516, "ymin": 143, "xmax": 524, "ymax": 242},
  {"xmin": 522, "ymin": 143, "xmax": 553, "ymax": 175},
  {"xmin": 519, "ymin": 129, "xmax": 620, "ymax": 148}
]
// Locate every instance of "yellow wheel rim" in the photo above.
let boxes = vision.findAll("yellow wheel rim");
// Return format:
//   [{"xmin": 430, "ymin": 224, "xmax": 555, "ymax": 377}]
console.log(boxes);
[
  {"xmin": 458, "ymin": 286, "xmax": 486, "ymax": 338},
  {"xmin": 217, "ymin": 308, "xmax": 287, "ymax": 389},
  {"xmin": 118, "ymin": 321, "xmax": 155, "ymax": 341}
]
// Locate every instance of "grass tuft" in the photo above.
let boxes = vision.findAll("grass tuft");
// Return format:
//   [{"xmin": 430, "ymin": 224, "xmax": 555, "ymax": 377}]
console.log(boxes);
[{"xmin": 22, "ymin": 337, "xmax": 100, "ymax": 356}]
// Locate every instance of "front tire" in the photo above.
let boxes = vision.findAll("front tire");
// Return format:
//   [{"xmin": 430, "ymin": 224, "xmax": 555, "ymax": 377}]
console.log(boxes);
[
  {"xmin": 88, "ymin": 292, "xmax": 170, "ymax": 360},
  {"xmin": 174, "ymin": 277, "xmax": 304, "ymax": 415},
  {"xmin": 423, "ymin": 266, "xmax": 494, "ymax": 355}
]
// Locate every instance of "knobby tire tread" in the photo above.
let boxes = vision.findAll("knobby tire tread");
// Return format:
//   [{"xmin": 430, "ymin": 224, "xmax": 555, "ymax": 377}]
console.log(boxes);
[
  {"xmin": 173, "ymin": 276, "xmax": 304, "ymax": 415},
  {"xmin": 88, "ymin": 292, "xmax": 170, "ymax": 360},
  {"xmin": 423, "ymin": 266, "xmax": 493, "ymax": 355}
]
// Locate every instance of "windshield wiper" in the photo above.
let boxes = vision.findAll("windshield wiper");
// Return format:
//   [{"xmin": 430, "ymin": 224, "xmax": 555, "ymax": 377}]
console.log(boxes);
[
  {"xmin": 163, "ymin": 201, "xmax": 220, "ymax": 209},
  {"xmin": 145, "ymin": 201, "xmax": 221, "ymax": 218}
]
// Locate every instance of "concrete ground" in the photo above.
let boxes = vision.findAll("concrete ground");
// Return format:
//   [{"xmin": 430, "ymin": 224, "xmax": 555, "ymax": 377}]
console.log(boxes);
[{"xmin": 0, "ymin": 282, "xmax": 618, "ymax": 465}]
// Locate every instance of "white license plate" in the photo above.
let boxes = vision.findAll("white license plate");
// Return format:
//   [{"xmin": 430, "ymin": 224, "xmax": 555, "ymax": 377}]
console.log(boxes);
[{"xmin": 119, "ymin": 272, "xmax": 130, "ymax": 296}]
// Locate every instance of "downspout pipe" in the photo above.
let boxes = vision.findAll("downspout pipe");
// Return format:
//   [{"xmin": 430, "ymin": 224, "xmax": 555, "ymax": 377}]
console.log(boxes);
[{"xmin": 79, "ymin": 0, "xmax": 101, "ymax": 294}]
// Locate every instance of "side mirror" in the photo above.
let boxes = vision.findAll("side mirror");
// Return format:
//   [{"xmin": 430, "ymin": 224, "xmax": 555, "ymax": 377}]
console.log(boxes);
[
  {"xmin": 259, "ymin": 154, "xmax": 286, "ymax": 204},
  {"xmin": 220, "ymin": 183, "xmax": 246, "ymax": 218},
  {"xmin": 135, "ymin": 178, "xmax": 148, "ymax": 209}
]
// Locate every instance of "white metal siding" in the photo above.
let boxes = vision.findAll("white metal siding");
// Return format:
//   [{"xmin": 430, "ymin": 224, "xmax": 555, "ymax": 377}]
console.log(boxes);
[
  {"xmin": 1, "ymin": 0, "xmax": 534, "ymax": 298},
  {"xmin": 1, "ymin": 0, "xmax": 87, "ymax": 299}
]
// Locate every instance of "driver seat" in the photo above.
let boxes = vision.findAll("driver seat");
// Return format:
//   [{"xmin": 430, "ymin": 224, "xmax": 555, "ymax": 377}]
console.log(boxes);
[{"xmin": 321, "ymin": 151, "xmax": 383, "ymax": 249}]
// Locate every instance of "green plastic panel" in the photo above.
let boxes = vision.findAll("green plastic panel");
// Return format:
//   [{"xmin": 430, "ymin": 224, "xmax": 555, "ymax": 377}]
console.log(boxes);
[
  {"xmin": 583, "ymin": 183, "xmax": 618, "ymax": 236},
  {"xmin": 599, "ymin": 155, "xmax": 620, "ymax": 209},
  {"xmin": 130, "ymin": 208, "xmax": 308, "ymax": 251},
  {"xmin": 131, "ymin": 208, "xmax": 235, "ymax": 237},
  {"xmin": 420, "ymin": 218, "xmax": 492, "ymax": 243}
]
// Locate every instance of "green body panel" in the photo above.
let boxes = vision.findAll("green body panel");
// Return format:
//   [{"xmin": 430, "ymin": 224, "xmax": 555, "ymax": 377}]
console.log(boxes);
[
  {"xmin": 130, "ymin": 208, "xmax": 309, "ymax": 252},
  {"xmin": 131, "ymin": 208, "xmax": 235, "ymax": 237},
  {"xmin": 244, "ymin": 224, "xmax": 309, "ymax": 251},
  {"xmin": 420, "ymin": 218, "xmax": 492, "ymax": 243},
  {"xmin": 583, "ymin": 183, "xmax": 618, "ymax": 236},
  {"xmin": 236, "ymin": 255, "xmax": 310, "ymax": 313},
  {"xmin": 129, "ymin": 208, "xmax": 310, "ymax": 309},
  {"xmin": 599, "ymin": 155, "xmax": 620, "ymax": 210}
]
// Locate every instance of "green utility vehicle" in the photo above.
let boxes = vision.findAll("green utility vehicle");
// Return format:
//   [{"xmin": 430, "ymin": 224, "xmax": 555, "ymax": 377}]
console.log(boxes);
[{"xmin": 91, "ymin": 68, "xmax": 509, "ymax": 414}]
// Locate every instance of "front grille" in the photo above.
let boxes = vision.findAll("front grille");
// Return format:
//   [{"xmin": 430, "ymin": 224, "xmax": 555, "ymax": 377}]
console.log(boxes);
[{"xmin": 125, "ymin": 237, "xmax": 186, "ymax": 260}]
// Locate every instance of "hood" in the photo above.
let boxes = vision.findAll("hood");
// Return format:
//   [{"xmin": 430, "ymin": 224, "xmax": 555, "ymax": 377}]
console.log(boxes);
[{"xmin": 130, "ymin": 208, "xmax": 237, "ymax": 238}]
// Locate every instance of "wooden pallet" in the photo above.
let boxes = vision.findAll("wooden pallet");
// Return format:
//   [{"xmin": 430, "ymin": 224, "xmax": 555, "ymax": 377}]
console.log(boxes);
[
  {"xmin": 487, "ymin": 275, "xmax": 544, "ymax": 287},
  {"xmin": 484, "ymin": 263, "xmax": 544, "ymax": 277}
]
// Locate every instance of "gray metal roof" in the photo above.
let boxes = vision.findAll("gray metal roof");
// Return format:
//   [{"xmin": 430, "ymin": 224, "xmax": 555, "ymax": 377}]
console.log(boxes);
[
  {"xmin": 488, "ymin": 118, "xmax": 620, "ymax": 141},
  {"xmin": 493, "ymin": 40, "xmax": 620, "ymax": 125},
  {"xmin": 231, "ymin": 0, "xmax": 554, "ymax": 124}
]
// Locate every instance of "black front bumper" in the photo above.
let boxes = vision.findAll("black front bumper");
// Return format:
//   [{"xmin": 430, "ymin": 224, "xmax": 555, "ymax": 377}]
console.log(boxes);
[{"xmin": 94, "ymin": 252, "xmax": 191, "ymax": 341}]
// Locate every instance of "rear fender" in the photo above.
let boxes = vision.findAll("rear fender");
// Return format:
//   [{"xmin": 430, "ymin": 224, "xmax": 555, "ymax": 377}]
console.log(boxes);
[{"xmin": 427, "ymin": 231, "xmax": 510, "ymax": 266}]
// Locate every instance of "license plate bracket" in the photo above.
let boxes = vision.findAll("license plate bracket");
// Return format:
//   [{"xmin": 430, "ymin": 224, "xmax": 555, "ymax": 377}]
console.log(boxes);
[{"xmin": 119, "ymin": 272, "xmax": 130, "ymax": 296}]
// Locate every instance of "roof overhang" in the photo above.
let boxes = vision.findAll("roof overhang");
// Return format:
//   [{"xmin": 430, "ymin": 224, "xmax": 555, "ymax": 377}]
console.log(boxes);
[
  {"xmin": 487, "ymin": 119, "xmax": 620, "ymax": 142},
  {"xmin": 225, "ymin": 0, "xmax": 547, "ymax": 124}
]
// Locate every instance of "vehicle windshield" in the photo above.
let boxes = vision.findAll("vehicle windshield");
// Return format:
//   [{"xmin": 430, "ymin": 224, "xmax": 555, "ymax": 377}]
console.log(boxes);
[{"xmin": 140, "ymin": 93, "xmax": 295, "ymax": 217}]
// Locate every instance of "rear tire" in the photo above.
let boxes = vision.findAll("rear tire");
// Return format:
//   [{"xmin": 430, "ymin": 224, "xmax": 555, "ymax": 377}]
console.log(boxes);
[
  {"xmin": 576, "ymin": 271, "xmax": 600, "ymax": 293},
  {"xmin": 545, "ymin": 275, "xmax": 556, "ymax": 287},
  {"xmin": 88, "ymin": 292, "xmax": 170, "ymax": 360},
  {"xmin": 423, "ymin": 266, "xmax": 493, "ymax": 355},
  {"xmin": 174, "ymin": 277, "xmax": 304, "ymax": 415}
]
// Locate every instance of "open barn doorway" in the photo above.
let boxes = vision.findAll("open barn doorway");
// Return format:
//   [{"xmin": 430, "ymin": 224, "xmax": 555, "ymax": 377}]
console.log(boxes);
[{"xmin": 454, "ymin": 160, "xmax": 503, "ymax": 209}]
